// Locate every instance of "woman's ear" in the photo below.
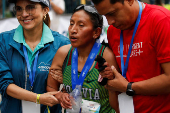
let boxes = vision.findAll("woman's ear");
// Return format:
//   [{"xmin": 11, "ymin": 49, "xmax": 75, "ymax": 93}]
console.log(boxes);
[
  {"xmin": 43, "ymin": 7, "xmax": 49, "ymax": 15},
  {"xmin": 125, "ymin": 0, "xmax": 134, "ymax": 6},
  {"xmin": 93, "ymin": 27, "xmax": 102, "ymax": 39}
]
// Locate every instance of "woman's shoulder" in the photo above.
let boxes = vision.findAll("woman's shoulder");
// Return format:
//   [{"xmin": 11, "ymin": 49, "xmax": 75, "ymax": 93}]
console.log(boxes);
[
  {"xmin": 51, "ymin": 30, "xmax": 68, "ymax": 39},
  {"xmin": 102, "ymin": 46, "xmax": 115, "ymax": 61},
  {"xmin": 51, "ymin": 44, "xmax": 71, "ymax": 69},
  {"xmin": 0, "ymin": 29, "xmax": 15, "ymax": 37},
  {"xmin": 58, "ymin": 44, "xmax": 71, "ymax": 52},
  {"xmin": 0, "ymin": 29, "xmax": 16, "ymax": 43},
  {"xmin": 56, "ymin": 44, "xmax": 71, "ymax": 57},
  {"xmin": 51, "ymin": 30, "xmax": 70, "ymax": 45}
]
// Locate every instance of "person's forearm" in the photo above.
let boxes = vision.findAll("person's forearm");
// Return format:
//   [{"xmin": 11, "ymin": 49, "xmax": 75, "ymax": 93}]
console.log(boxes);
[
  {"xmin": 132, "ymin": 74, "xmax": 170, "ymax": 95},
  {"xmin": 47, "ymin": 85, "xmax": 58, "ymax": 92},
  {"xmin": 6, "ymin": 84, "xmax": 37, "ymax": 103},
  {"xmin": 47, "ymin": 85, "xmax": 63, "ymax": 102},
  {"xmin": 109, "ymin": 91, "xmax": 119, "ymax": 113},
  {"xmin": 51, "ymin": 2, "xmax": 64, "ymax": 14}
]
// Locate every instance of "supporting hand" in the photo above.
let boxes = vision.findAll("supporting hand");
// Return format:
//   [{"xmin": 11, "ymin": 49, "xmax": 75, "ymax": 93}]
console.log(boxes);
[
  {"xmin": 39, "ymin": 91, "xmax": 60, "ymax": 107},
  {"xmin": 55, "ymin": 92, "xmax": 72, "ymax": 109},
  {"xmin": 50, "ymin": 69, "xmax": 63, "ymax": 84},
  {"xmin": 99, "ymin": 62, "xmax": 115, "ymax": 80},
  {"xmin": 105, "ymin": 66, "xmax": 128, "ymax": 93}
]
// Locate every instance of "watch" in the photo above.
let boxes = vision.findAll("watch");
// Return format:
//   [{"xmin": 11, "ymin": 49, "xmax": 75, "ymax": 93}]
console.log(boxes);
[{"xmin": 126, "ymin": 82, "xmax": 135, "ymax": 96}]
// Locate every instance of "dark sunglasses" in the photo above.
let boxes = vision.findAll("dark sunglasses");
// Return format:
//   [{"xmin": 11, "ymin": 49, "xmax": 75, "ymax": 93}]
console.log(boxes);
[
  {"xmin": 74, "ymin": 5, "xmax": 103, "ymax": 21},
  {"xmin": 13, "ymin": 4, "xmax": 37, "ymax": 16}
]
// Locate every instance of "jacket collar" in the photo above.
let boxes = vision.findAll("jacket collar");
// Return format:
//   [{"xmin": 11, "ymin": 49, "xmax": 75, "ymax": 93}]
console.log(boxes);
[{"xmin": 9, "ymin": 23, "xmax": 54, "ymax": 56}]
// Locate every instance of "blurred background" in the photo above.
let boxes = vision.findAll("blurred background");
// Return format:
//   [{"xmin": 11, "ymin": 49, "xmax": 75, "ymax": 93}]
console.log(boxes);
[
  {"xmin": 1, "ymin": 0, "xmax": 170, "ymax": 19},
  {"xmin": 0, "ymin": 0, "xmax": 94, "ymax": 19}
]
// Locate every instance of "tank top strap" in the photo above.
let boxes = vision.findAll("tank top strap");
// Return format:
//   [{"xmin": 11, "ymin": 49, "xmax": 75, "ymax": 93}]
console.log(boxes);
[
  {"xmin": 67, "ymin": 46, "xmax": 74, "ymax": 66},
  {"xmin": 94, "ymin": 44, "xmax": 106, "ymax": 69}
]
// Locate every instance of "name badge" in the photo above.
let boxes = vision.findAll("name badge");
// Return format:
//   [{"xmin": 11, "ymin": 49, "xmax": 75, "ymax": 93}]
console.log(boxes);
[
  {"xmin": 22, "ymin": 100, "xmax": 40, "ymax": 113},
  {"xmin": 118, "ymin": 93, "xmax": 134, "ymax": 113}
]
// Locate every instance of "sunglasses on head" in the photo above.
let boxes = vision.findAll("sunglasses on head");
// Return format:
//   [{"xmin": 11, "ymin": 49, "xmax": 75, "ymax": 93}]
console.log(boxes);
[
  {"xmin": 13, "ymin": 4, "xmax": 37, "ymax": 16},
  {"xmin": 74, "ymin": 5, "xmax": 103, "ymax": 21}
]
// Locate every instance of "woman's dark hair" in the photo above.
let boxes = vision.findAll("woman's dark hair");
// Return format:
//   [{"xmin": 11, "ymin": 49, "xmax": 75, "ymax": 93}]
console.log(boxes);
[
  {"xmin": 40, "ymin": 2, "xmax": 51, "ymax": 27},
  {"xmin": 73, "ymin": 5, "xmax": 103, "ymax": 39}
]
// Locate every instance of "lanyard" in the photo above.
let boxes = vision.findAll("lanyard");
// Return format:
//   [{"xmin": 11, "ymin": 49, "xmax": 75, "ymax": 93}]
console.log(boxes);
[
  {"xmin": 23, "ymin": 46, "xmax": 39, "ymax": 90},
  {"xmin": 71, "ymin": 41, "xmax": 101, "ymax": 90},
  {"xmin": 120, "ymin": 1, "xmax": 142, "ymax": 78}
]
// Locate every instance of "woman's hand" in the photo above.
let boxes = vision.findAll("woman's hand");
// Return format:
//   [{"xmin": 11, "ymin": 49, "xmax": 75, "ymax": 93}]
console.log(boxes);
[
  {"xmin": 55, "ymin": 92, "xmax": 72, "ymax": 109},
  {"xmin": 50, "ymin": 69, "xmax": 63, "ymax": 84},
  {"xmin": 39, "ymin": 91, "xmax": 60, "ymax": 107},
  {"xmin": 99, "ymin": 62, "xmax": 115, "ymax": 80},
  {"xmin": 104, "ymin": 66, "xmax": 128, "ymax": 93}
]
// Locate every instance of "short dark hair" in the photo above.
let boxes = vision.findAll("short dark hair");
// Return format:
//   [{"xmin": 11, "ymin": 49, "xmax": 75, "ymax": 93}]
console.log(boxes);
[{"xmin": 91, "ymin": 0, "xmax": 124, "ymax": 5}]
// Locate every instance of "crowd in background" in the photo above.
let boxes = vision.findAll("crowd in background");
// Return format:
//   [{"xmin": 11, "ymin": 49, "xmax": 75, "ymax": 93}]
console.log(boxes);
[
  {"xmin": 0, "ymin": 0, "xmax": 169, "ymax": 19},
  {"xmin": 0, "ymin": 0, "xmax": 93, "ymax": 19}
]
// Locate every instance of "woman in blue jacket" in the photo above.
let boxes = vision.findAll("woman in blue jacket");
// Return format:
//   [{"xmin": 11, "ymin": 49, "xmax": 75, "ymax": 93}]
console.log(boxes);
[{"xmin": 0, "ymin": 0, "xmax": 70, "ymax": 113}]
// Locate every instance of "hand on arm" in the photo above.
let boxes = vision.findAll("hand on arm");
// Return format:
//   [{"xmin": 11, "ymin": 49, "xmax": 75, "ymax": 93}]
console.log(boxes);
[
  {"xmin": 55, "ymin": 92, "xmax": 72, "ymax": 109},
  {"xmin": 50, "ymin": 69, "xmax": 63, "ymax": 84},
  {"xmin": 47, "ymin": 45, "xmax": 71, "ymax": 92},
  {"xmin": 99, "ymin": 63, "xmax": 115, "ymax": 80},
  {"xmin": 132, "ymin": 62, "xmax": 170, "ymax": 95},
  {"xmin": 101, "ymin": 47, "xmax": 121, "ymax": 111},
  {"xmin": 106, "ymin": 62, "xmax": 170, "ymax": 95},
  {"xmin": 6, "ymin": 84, "xmax": 59, "ymax": 106},
  {"xmin": 47, "ymin": 44, "xmax": 72, "ymax": 108},
  {"xmin": 38, "ymin": 91, "xmax": 60, "ymax": 106},
  {"xmin": 105, "ymin": 66, "xmax": 128, "ymax": 92},
  {"xmin": 100, "ymin": 47, "xmax": 120, "ymax": 80},
  {"xmin": 47, "ymin": 71, "xmax": 72, "ymax": 108}
]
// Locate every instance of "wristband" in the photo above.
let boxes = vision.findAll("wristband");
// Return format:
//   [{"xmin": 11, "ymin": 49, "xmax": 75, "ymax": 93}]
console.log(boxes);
[
  {"xmin": 36, "ymin": 94, "xmax": 41, "ymax": 104},
  {"xmin": 47, "ymin": 105, "xmax": 50, "ymax": 113}
]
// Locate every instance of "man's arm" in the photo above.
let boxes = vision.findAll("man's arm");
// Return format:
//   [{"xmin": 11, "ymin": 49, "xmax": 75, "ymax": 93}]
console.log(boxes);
[
  {"xmin": 132, "ymin": 62, "xmax": 170, "ymax": 95},
  {"xmin": 50, "ymin": 0, "xmax": 65, "ymax": 14},
  {"xmin": 105, "ymin": 62, "xmax": 170, "ymax": 95}
]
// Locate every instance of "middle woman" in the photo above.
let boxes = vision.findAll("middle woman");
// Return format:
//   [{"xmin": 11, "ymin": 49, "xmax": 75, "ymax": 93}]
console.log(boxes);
[{"xmin": 47, "ymin": 5, "xmax": 119, "ymax": 113}]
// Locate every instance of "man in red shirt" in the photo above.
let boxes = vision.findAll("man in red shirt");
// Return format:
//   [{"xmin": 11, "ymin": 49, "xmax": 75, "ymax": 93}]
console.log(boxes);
[{"xmin": 92, "ymin": 0, "xmax": 170, "ymax": 112}]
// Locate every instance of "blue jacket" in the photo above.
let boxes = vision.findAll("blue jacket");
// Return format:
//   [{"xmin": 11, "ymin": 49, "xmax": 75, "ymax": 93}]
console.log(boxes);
[{"xmin": 0, "ymin": 29, "xmax": 70, "ymax": 113}]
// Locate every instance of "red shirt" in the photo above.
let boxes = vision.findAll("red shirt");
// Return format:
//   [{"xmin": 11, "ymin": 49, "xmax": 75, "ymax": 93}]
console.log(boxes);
[{"xmin": 107, "ymin": 4, "xmax": 170, "ymax": 113}]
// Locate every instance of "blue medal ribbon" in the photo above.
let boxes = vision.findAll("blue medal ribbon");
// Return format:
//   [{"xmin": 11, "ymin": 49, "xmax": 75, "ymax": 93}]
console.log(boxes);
[
  {"xmin": 120, "ymin": 1, "xmax": 142, "ymax": 78},
  {"xmin": 23, "ymin": 46, "xmax": 39, "ymax": 90},
  {"xmin": 71, "ymin": 41, "xmax": 101, "ymax": 90}
]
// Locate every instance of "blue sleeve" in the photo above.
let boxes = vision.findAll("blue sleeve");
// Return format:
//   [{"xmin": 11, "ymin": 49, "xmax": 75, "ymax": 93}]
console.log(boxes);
[
  {"xmin": 61, "ymin": 35, "xmax": 70, "ymax": 46},
  {"xmin": 0, "ymin": 33, "xmax": 14, "ymax": 98},
  {"xmin": 53, "ymin": 31, "xmax": 71, "ymax": 48}
]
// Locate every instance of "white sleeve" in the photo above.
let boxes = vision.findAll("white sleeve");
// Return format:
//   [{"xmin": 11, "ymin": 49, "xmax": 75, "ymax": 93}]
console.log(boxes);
[{"xmin": 53, "ymin": 0, "xmax": 65, "ymax": 11}]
